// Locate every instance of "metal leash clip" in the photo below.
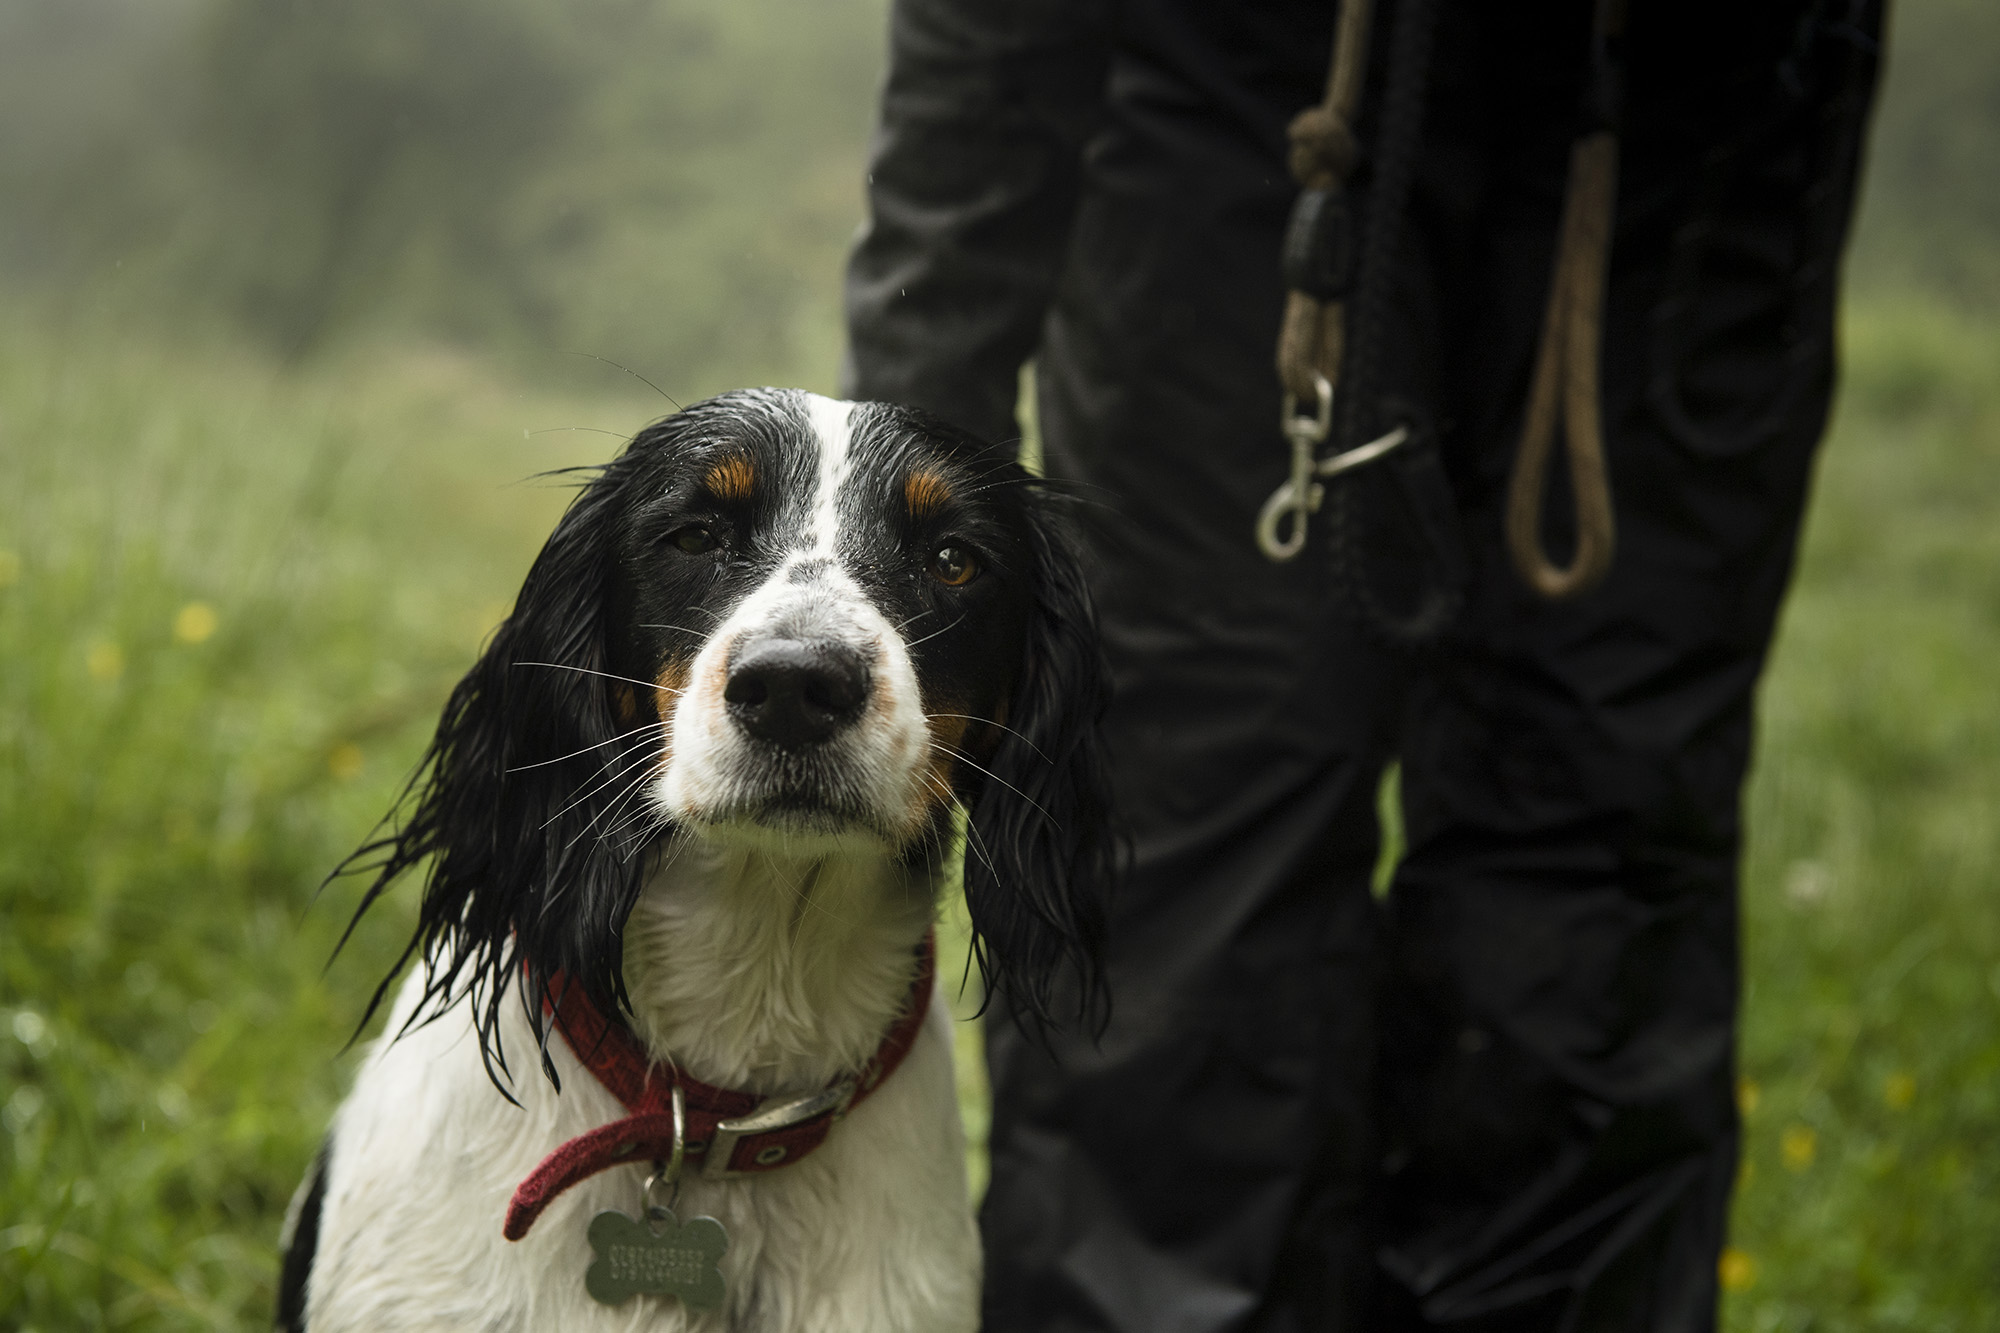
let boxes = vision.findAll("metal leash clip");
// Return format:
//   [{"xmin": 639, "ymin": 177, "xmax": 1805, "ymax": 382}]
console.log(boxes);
[{"xmin": 1256, "ymin": 372, "xmax": 1411, "ymax": 562}]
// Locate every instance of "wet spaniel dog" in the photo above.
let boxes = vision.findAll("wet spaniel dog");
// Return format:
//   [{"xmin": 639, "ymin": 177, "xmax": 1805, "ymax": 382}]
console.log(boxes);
[{"xmin": 278, "ymin": 391, "xmax": 1110, "ymax": 1331}]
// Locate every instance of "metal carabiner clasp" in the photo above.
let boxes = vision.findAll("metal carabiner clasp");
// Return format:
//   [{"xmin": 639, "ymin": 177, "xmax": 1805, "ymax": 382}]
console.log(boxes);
[
  {"xmin": 1257, "ymin": 374, "xmax": 1335, "ymax": 562},
  {"xmin": 1256, "ymin": 379, "xmax": 1414, "ymax": 563}
]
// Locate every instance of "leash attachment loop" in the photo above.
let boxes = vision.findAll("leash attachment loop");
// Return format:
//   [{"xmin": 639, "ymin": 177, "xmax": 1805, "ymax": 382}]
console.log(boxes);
[{"xmin": 644, "ymin": 1083, "xmax": 687, "ymax": 1215}]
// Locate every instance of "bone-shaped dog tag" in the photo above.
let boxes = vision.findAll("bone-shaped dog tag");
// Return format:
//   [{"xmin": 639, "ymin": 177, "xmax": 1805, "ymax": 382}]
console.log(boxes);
[{"xmin": 585, "ymin": 1207, "xmax": 729, "ymax": 1310}]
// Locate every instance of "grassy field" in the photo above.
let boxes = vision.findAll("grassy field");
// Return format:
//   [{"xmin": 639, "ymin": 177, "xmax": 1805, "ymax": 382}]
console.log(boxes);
[
  {"xmin": 1722, "ymin": 303, "xmax": 2000, "ymax": 1331},
  {"xmin": 1, "ymin": 295, "xmax": 1996, "ymax": 1330}
]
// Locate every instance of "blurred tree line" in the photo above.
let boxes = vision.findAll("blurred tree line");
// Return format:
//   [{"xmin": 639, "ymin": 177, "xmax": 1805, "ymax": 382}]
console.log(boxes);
[
  {"xmin": 0, "ymin": 0, "xmax": 885, "ymax": 391},
  {"xmin": 0, "ymin": 0, "xmax": 1992, "ymax": 386},
  {"xmin": 1847, "ymin": 0, "xmax": 2000, "ymax": 300}
]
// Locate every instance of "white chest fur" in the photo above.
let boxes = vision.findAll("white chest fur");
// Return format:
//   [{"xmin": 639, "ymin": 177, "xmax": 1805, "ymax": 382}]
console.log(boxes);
[{"xmin": 303, "ymin": 837, "xmax": 980, "ymax": 1332}]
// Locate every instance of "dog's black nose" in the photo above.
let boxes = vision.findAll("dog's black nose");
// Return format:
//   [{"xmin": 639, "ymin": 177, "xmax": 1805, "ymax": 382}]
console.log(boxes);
[{"xmin": 725, "ymin": 639, "xmax": 872, "ymax": 747}]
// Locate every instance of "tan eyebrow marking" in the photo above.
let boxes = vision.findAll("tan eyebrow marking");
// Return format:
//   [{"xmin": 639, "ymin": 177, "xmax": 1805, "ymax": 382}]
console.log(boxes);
[
  {"xmin": 904, "ymin": 467, "xmax": 953, "ymax": 517},
  {"xmin": 704, "ymin": 456, "xmax": 756, "ymax": 503}
]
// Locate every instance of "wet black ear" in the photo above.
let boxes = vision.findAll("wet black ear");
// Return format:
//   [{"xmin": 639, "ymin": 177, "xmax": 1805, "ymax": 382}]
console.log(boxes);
[
  {"xmin": 961, "ymin": 497, "xmax": 1113, "ymax": 1039},
  {"xmin": 335, "ymin": 454, "xmax": 662, "ymax": 1090}
]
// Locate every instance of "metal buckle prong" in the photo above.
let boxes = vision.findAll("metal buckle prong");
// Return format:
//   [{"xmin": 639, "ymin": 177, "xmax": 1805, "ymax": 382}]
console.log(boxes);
[{"xmin": 701, "ymin": 1079, "xmax": 858, "ymax": 1179}]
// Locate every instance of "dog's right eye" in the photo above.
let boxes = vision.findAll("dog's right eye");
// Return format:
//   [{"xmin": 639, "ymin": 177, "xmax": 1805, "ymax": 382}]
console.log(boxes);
[{"xmin": 668, "ymin": 525, "xmax": 718, "ymax": 555}]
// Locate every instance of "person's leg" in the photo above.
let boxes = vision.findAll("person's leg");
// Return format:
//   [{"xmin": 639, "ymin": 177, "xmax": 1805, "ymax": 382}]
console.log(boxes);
[
  {"xmin": 1374, "ymin": 4, "xmax": 1884, "ymax": 1329},
  {"xmin": 978, "ymin": 41, "xmax": 1404, "ymax": 1322}
]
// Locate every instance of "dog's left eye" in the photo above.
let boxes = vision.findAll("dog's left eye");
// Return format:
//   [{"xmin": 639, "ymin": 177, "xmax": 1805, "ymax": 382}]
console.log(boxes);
[
  {"xmin": 929, "ymin": 544, "xmax": 979, "ymax": 587},
  {"xmin": 668, "ymin": 525, "xmax": 719, "ymax": 555}
]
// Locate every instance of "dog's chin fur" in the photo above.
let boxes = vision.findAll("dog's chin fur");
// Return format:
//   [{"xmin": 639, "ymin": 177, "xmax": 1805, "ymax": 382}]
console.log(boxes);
[
  {"xmin": 676, "ymin": 811, "xmax": 913, "ymax": 860},
  {"xmin": 292, "ymin": 389, "xmax": 1111, "ymax": 1332},
  {"xmin": 619, "ymin": 830, "xmax": 942, "ymax": 1091},
  {"xmin": 666, "ymin": 768, "xmax": 929, "ymax": 857}
]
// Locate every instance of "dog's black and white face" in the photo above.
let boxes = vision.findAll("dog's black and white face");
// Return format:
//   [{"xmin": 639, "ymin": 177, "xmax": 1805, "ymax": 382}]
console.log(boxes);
[
  {"xmin": 345, "ymin": 390, "xmax": 1109, "ymax": 1072},
  {"xmin": 617, "ymin": 394, "xmax": 1032, "ymax": 852}
]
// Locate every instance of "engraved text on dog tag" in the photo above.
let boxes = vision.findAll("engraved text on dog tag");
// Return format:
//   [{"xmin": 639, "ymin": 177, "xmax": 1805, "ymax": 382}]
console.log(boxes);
[{"xmin": 585, "ymin": 1207, "xmax": 729, "ymax": 1310}]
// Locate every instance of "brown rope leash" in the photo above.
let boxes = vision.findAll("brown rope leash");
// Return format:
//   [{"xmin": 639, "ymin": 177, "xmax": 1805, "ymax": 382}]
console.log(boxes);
[
  {"xmin": 1504, "ymin": 0, "xmax": 1623, "ymax": 598},
  {"xmin": 1257, "ymin": 0, "xmax": 1395, "ymax": 563},
  {"xmin": 1267, "ymin": 0, "xmax": 1622, "ymax": 600},
  {"xmin": 1275, "ymin": 0, "xmax": 1374, "ymax": 404}
]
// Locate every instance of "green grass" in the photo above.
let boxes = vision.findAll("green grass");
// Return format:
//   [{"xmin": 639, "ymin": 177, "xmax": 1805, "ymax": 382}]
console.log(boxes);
[
  {"xmin": 0, "ymin": 320, "xmax": 650, "ymax": 1326},
  {"xmin": 1721, "ymin": 302, "xmax": 2000, "ymax": 1330},
  {"xmin": 2, "ymin": 297, "xmax": 1997, "ymax": 1328}
]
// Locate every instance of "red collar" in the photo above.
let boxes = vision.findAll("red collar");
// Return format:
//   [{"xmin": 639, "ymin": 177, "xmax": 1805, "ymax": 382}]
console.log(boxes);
[{"xmin": 503, "ymin": 932, "xmax": 935, "ymax": 1241}]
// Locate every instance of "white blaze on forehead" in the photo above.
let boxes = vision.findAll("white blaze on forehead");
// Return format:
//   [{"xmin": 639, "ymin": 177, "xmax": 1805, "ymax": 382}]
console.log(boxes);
[
  {"xmin": 801, "ymin": 393, "xmax": 856, "ymax": 556},
  {"xmin": 650, "ymin": 394, "xmax": 935, "ymax": 847}
]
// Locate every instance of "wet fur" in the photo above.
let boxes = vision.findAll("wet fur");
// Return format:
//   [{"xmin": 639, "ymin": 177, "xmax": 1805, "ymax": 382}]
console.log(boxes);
[{"xmin": 284, "ymin": 391, "xmax": 1111, "ymax": 1331}]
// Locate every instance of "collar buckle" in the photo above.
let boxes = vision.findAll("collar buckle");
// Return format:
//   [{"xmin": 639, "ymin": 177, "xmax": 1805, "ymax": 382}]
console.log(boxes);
[{"xmin": 700, "ymin": 1078, "xmax": 858, "ymax": 1179}]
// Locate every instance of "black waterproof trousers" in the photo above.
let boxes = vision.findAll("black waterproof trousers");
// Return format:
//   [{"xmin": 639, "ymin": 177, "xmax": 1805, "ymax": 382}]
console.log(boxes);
[{"xmin": 844, "ymin": 2, "xmax": 1882, "ymax": 1329}]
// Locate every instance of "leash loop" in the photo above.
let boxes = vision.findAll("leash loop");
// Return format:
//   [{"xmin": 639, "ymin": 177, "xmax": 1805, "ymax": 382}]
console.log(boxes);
[{"xmin": 1503, "ymin": 0, "xmax": 1623, "ymax": 598}]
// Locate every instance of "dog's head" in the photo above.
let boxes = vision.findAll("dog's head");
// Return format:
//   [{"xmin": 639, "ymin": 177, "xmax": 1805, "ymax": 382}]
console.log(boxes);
[{"xmin": 345, "ymin": 390, "xmax": 1110, "ymax": 1078}]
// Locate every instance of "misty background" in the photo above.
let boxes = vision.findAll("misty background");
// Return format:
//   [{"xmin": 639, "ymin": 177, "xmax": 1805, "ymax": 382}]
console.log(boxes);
[
  {"xmin": 2, "ymin": 1, "xmax": 1998, "ymax": 1328},
  {"xmin": 0, "ymin": 0, "xmax": 884, "ymax": 391},
  {"xmin": 0, "ymin": 0, "xmax": 1996, "ymax": 378}
]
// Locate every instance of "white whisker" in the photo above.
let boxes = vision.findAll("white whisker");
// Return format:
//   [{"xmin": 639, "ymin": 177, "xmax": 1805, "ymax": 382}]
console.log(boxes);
[
  {"xmin": 933, "ymin": 740, "xmax": 1059, "ymax": 829},
  {"xmin": 506, "ymin": 721, "xmax": 670, "ymax": 773},
  {"xmin": 557, "ymin": 757, "xmax": 666, "ymax": 855},
  {"xmin": 541, "ymin": 733, "xmax": 669, "ymax": 829},
  {"xmin": 925, "ymin": 713, "xmax": 1049, "ymax": 762},
  {"xmin": 514, "ymin": 661, "xmax": 685, "ymax": 695},
  {"xmin": 902, "ymin": 615, "xmax": 966, "ymax": 651}
]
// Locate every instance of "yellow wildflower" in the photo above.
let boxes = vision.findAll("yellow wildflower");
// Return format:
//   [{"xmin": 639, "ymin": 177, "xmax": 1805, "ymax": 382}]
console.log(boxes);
[
  {"xmin": 1883, "ymin": 1072, "xmax": 1915, "ymax": 1110},
  {"xmin": 86, "ymin": 640, "xmax": 124, "ymax": 681},
  {"xmin": 1780, "ymin": 1124, "xmax": 1817, "ymax": 1171},
  {"xmin": 1718, "ymin": 1247, "xmax": 1757, "ymax": 1292},
  {"xmin": 328, "ymin": 743, "xmax": 364, "ymax": 780},
  {"xmin": 174, "ymin": 601, "xmax": 219, "ymax": 644}
]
